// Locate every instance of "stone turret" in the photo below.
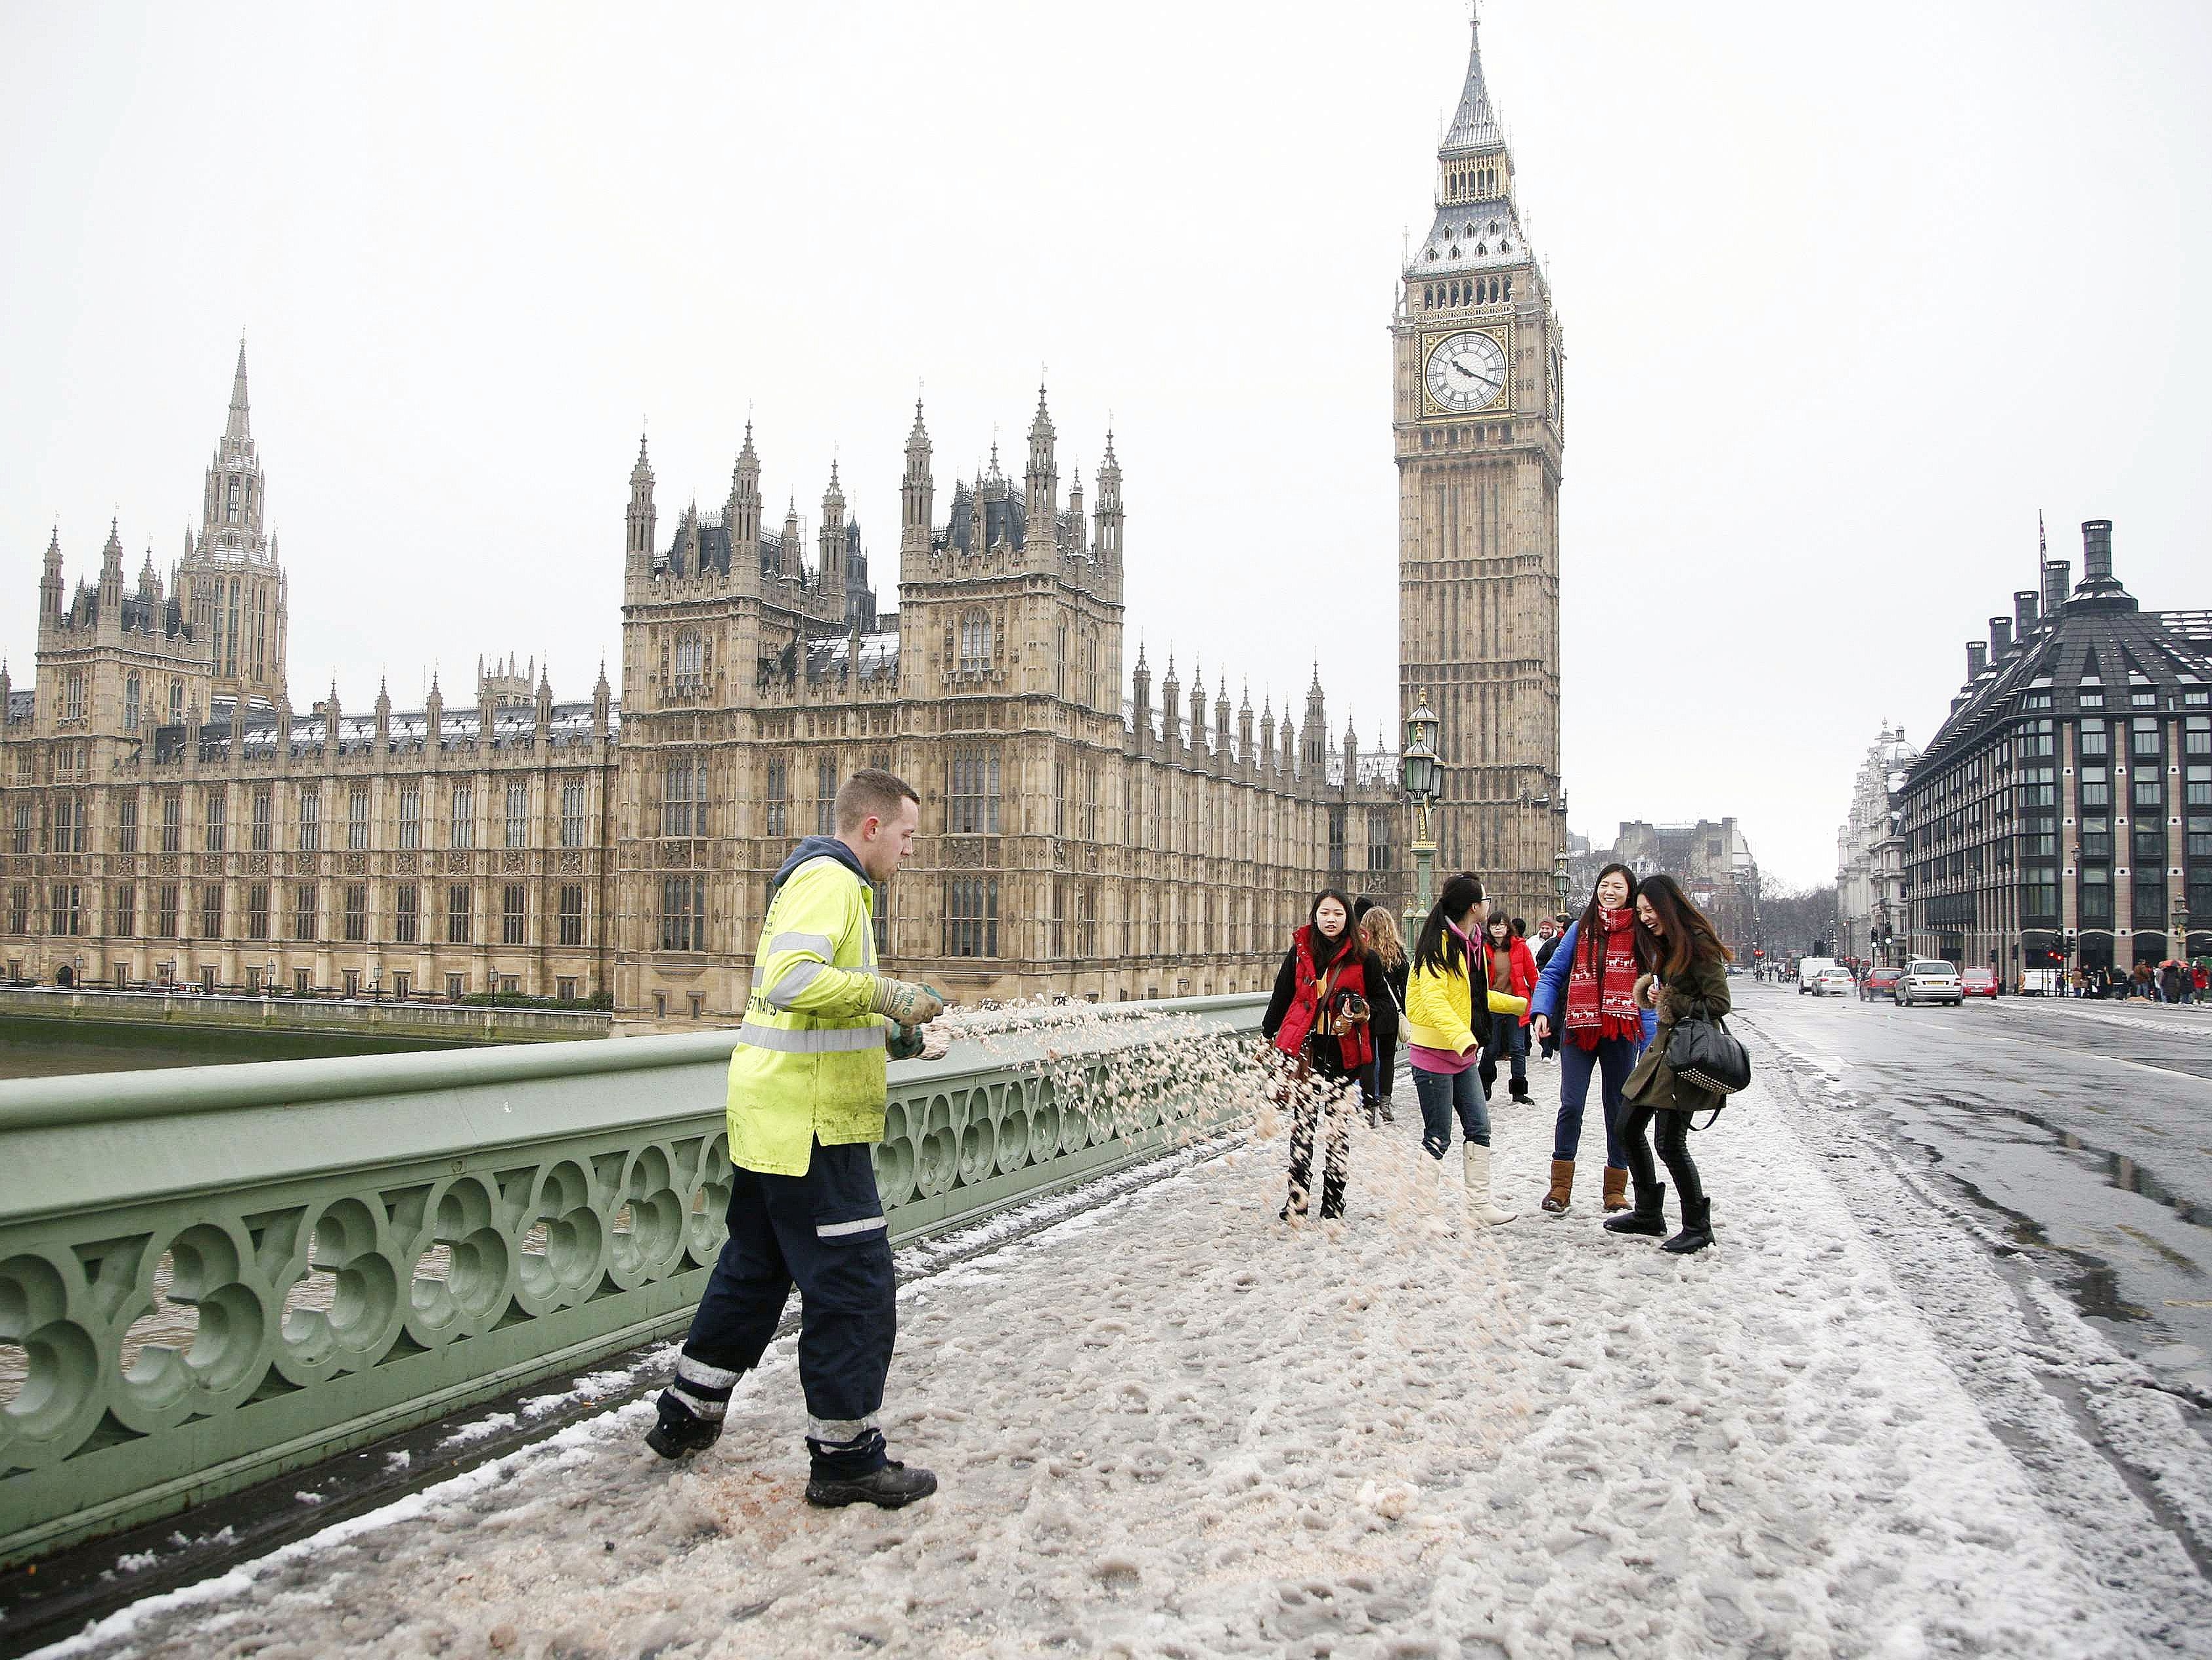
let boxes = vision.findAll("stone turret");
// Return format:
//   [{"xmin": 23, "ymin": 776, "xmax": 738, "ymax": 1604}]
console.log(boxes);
[
  {"xmin": 1160, "ymin": 655, "xmax": 1181, "ymax": 762},
  {"xmin": 626, "ymin": 433, "xmax": 656, "ymax": 581},
  {"xmin": 99, "ymin": 521, "xmax": 125, "ymax": 616},
  {"xmin": 40, "ymin": 527, "xmax": 62, "ymax": 626},
  {"xmin": 726, "ymin": 422, "xmax": 762, "ymax": 571},
  {"xmin": 374, "ymin": 676, "xmax": 391, "ymax": 748},
  {"xmin": 902, "ymin": 401, "xmax": 933, "ymax": 568}
]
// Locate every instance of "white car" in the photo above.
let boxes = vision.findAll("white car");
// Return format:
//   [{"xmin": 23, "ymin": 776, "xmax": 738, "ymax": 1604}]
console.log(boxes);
[
  {"xmin": 1897, "ymin": 959, "xmax": 1963, "ymax": 1008},
  {"xmin": 1814, "ymin": 967, "xmax": 1855, "ymax": 997}
]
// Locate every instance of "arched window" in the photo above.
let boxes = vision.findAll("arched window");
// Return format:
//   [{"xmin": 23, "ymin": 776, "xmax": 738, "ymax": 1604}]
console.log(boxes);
[
  {"xmin": 673, "ymin": 630, "xmax": 704, "ymax": 695},
  {"xmin": 959, "ymin": 611, "xmax": 992, "ymax": 674},
  {"xmin": 123, "ymin": 674, "xmax": 141, "ymax": 730},
  {"xmin": 169, "ymin": 681, "xmax": 184, "ymax": 722},
  {"xmin": 226, "ymin": 477, "xmax": 240, "ymax": 523}
]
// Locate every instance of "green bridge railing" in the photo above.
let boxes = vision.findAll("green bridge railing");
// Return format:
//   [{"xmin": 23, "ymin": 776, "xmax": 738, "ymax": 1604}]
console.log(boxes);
[{"xmin": 0, "ymin": 994, "xmax": 1268, "ymax": 1565}]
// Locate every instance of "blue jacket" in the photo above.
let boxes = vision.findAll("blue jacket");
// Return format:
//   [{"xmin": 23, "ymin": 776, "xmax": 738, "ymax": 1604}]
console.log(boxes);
[{"xmin": 1530, "ymin": 920, "xmax": 1659, "ymax": 1045}]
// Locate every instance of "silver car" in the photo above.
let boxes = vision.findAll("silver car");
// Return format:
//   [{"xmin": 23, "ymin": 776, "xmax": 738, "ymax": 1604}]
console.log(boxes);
[{"xmin": 1898, "ymin": 959, "xmax": 1963, "ymax": 1007}]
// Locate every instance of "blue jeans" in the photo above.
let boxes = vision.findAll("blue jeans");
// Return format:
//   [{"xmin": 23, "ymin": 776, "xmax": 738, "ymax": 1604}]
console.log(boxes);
[
  {"xmin": 1413, "ymin": 1064, "xmax": 1490, "ymax": 1158},
  {"xmin": 1480, "ymin": 1018, "xmax": 1528, "ymax": 1093},
  {"xmin": 1551, "ymin": 1036, "xmax": 1640, "ymax": 1166}
]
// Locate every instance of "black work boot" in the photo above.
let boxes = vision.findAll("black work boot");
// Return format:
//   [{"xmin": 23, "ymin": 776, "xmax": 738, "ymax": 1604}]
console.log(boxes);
[
  {"xmin": 1604, "ymin": 1183, "xmax": 1668, "ymax": 1238},
  {"xmin": 644, "ymin": 1396, "xmax": 722, "ymax": 1460},
  {"xmin": 806, "ymin": 1460, "xmax": 939, "ymax": 1509},
  {"xmin": 1662, "ymin": 1196, "xmax": 1714, "ymax": 1254}
]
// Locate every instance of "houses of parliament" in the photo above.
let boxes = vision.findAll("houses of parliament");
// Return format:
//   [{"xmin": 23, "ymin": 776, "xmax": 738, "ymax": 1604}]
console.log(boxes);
[
  {"xmin": 0, "ymin": 21, "xmax": 1560, "ymax": 1025},
  {"xmin": 0, "ymin": 344, "xmax": 1402, "ymax": 1022}
]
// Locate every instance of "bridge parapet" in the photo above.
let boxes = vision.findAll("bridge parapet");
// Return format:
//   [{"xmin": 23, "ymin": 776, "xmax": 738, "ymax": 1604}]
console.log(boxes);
[{"xmin": 0, "ymin": 993, "xmax": 1267, "ymax": 1566}]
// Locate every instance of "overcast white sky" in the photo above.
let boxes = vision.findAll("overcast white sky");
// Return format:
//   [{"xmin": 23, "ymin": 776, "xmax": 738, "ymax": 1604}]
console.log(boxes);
[{"xmin": 4, "ymin": 1, "xmax": 2207, "ymax": 887}]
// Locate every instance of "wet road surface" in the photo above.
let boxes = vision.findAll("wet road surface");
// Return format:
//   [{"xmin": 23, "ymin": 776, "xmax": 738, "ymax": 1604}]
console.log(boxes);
[{"xmin": 1734, "ymin": 982, "xmax": 2212, "ymax": 1398}]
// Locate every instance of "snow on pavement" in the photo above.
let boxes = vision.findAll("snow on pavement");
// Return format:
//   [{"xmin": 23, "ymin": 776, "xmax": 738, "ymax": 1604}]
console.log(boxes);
[{"xmin": 33, "ymin": 1059, "xmax": 2205, "ymax": 1659}]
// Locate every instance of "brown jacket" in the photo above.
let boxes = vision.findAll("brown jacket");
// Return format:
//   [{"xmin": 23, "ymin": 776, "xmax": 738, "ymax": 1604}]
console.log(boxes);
[{"xmin": 1624, "ymin": 951, "xmax": 1733, "ymax": 1113}]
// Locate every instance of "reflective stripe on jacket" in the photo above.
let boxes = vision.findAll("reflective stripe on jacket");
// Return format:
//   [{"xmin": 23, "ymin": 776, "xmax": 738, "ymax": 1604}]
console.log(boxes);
[{"xmin": 726, "ymin": 854, "xmax": 889, "ymax": 1176}]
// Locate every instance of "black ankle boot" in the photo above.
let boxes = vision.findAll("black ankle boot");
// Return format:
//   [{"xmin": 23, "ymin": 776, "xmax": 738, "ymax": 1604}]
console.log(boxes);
[
  {"xmin": 806, "ymin": 1459, "xmax": 939, "ymax": 1509},
  {"xmin": 1662, "ymin": 1196, "xmax": 1713, "ymax": 1254},
  {"xmin": 644, "ymin": 1396, "xmax": 722, "ymax": 1460},
  {"xmin": 1604, "ymin": 1183, "xmax": 1668, "ymax": 1237}
]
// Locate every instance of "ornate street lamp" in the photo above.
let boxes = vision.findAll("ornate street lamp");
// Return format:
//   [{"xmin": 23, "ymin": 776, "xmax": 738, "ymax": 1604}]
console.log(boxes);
[{"xmin": 1401, "ymin": 692, "xmax": 1442, "ymax": 928}]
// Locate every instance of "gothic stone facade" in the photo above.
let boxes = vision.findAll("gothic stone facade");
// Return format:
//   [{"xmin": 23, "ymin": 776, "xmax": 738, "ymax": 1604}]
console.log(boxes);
[
  {"xmin": 613, "ymin": 389, "xmax": 1404, "ymax": 1022},
  {"xmin": 1393, "ymin": 16, "xmax": 1566, "ymax": 923},
  {"xmin": 2, "ymin": 358, "xmax": 1402, "ymax": 1023}
]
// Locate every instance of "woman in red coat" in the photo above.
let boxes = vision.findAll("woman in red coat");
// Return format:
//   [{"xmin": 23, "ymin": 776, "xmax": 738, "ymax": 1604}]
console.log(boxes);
[
  {"xmin": 1476, "ymin": 913, "xmax": 1539, "ymax": 1104},
  {"xmin": 1260, "ymin": 888, "xmax": 1382, "ymax": 1222}
]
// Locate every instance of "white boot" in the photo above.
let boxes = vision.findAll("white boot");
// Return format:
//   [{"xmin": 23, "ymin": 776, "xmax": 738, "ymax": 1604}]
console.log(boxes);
[{"xmin": 1465, "ymin": 1143, "xmax": 1518, "ymax": 1227}]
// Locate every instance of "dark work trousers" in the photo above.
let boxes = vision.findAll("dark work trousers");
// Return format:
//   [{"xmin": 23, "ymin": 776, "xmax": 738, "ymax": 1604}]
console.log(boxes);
[
  {"xmin": 1620, "ymin": 1102, "xmax": 1706, "ymax": 1212},
  {"xmin": 1286, "ymin": 1044, "xmax": 1358, "ymax": 1217},
  {"xmin": 660, "ymin": 1137, "xmax": 896, "ymax": 1477}
]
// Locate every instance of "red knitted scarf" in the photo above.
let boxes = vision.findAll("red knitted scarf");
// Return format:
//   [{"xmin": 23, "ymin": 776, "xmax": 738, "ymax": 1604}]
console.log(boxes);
[{"xmin": 1564, "ymin": 909, "xmax": 1641, "ymax": 1048}]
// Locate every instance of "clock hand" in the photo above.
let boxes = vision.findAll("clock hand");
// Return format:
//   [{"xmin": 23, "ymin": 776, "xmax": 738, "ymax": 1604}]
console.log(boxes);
[{"xmin": 1452, "ymin": 360, "xmax": 1477, "ymax": 378}]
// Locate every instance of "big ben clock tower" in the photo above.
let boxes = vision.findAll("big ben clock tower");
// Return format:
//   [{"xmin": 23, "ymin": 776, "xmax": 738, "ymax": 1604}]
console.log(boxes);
[{"xmin": 1393, "ymin": 11, "xmax": 1564, "ymax": 919}]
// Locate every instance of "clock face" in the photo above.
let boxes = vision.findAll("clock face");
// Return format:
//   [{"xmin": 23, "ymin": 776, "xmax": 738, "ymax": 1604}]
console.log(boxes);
[{"xmin": 1425, "ymin": 332, "xmax": 1507, "ymax": 412}]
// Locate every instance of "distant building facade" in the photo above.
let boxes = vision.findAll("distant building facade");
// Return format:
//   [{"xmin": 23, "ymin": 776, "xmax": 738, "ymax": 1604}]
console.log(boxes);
[
  {"xmin": 1392, "ymin": 15, "xmax": 1567, "ymax": 923},
  {"xmin": 1899, "ymin": 522, "xmax": 2212, "ymax": 974},
  {"xmin": 1566, "ymin": 819, "xmax": 1761, "ymax": 961},
  {"xmin": 2, "ymin": 353, "xmax": 1405, "ymax": 1022},
  {"xmin": 1836, "ymin": 724, "xmax": 1919, "ymax": 966}
]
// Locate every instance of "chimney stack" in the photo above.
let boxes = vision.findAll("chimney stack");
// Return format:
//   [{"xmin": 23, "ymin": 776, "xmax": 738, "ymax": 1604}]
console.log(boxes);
[
  {"xmin": 2014, "ymin": 590, "xmax": 2040, "ymax": 640},
  {"xmin": 1967, "ymin": 640, "xmax": 1989, "ymax": 678},
  {"xmin": 1989, "ymin": 617, "xmax": 2014, "ymax": 657},
  {"xmin": 2041, "ymin": 559, "xmax": 2070, "ymax": 619},
  {"xmin": 2081, "ymin": 519, "xmax": 2113, "ymax": 584}
]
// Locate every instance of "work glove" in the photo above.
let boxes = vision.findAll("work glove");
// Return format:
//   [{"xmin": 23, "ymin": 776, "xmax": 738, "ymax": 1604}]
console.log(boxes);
[{"xmin": 869, "ymin": 976, "xmax": 945, "ymax": 1025}]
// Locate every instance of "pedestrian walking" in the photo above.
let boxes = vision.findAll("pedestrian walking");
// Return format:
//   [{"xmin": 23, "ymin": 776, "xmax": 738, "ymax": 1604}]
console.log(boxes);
[
  {"xmin": 2160, "ymin": 960, "xmax": 2186, "ymax": 1005},
  {"xmin": 1404, "ymin": 872, "xmax": 1528, "ymax": 1225},
  {"xmin": 1532, "ymin": 914, "xmax": 1570, "ymax": 1061},
  {"xmin": 1528, "ymin": 863, "xmax": 1656, "ymax": 1216},
  {"xmin": 1476, "ymin": 911, "xmax": 1538, "ymax": 1104},
  {"xmin": 648, "ymin": 768, "xmax": 948, "ymax": 1510},
  {"xmin": 1355, "ymin": 900, "xmax": 1409, "ymax": 1125},
  {"xmin": 2194, "ymin": 961, "xmax": 2208, "ymax": 1005},
  {"xmin": 1262, "ymin": 888, "xmax": 1383, "ymax": 1221},
  {"xmin": 1606, "ymin": 874, "xmax": 1735, "ymax": 1254}
]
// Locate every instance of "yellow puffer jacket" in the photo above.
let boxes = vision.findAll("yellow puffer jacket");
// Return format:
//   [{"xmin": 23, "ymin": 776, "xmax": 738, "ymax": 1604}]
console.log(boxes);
[{"xmin": 1405, "ymin": 950, "xmax": 1528, "ymax": 1057}]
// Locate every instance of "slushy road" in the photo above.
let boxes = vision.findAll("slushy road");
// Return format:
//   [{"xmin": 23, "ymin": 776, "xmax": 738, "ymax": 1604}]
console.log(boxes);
[{"xmin": 1732, "ymin": 981, "xmax": 2212, "ymax": 1398}]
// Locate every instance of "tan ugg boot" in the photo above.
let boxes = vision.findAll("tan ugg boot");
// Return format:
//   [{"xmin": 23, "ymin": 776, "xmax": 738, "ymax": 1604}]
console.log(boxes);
[
  {"xmin": 1603, "ymin": 1166, "xmax": 1629, "ymax": 1212},
  {"xmin": 1542, "ymin": 1158, "xmax": 1574, "ymax": 1215}
]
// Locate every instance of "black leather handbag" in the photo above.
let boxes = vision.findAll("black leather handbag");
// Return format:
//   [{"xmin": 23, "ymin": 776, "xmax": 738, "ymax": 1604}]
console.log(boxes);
[{"xmin": 1665, "ymin": 1004, "xmax": 1751, "ymax": 1098}]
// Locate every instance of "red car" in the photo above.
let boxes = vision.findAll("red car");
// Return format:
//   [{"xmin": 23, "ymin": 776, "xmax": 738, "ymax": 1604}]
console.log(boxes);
[
  {"xmin": 1860, "ymin": 967, "xmax": 1902, "ymax": 1001},
  {"xmin": 1960, "ymin": 967, "xmax": 2000, "ymax": 998}
]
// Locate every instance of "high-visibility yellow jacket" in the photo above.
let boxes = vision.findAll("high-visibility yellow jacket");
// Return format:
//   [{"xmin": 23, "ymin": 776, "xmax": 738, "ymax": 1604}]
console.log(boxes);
[
  {"xmin": 1405, "ymin": 949, "xmax": 1528, "ymax": 1057},
  {"xmin": 726, "ymin": 841, "xmax": 891, "ymax": 1175}
]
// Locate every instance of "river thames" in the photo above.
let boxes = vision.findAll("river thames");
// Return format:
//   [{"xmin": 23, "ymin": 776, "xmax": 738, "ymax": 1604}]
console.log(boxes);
[{"xmin": 0, "ymin": 1013, "xmax": 485, "ymax": 1081}]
